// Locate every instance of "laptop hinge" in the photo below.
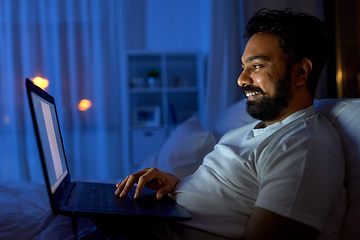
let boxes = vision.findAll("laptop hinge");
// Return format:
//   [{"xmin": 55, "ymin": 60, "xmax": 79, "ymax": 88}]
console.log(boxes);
[{"xmin": 66, "ymin": 183, "xmax": 77, "ymax": 206}]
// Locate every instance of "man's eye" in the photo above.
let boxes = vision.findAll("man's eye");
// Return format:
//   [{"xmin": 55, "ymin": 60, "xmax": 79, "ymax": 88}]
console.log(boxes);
[{"xmin": 252, "ymin": 64, "xmax": 262, "ymax": 71}]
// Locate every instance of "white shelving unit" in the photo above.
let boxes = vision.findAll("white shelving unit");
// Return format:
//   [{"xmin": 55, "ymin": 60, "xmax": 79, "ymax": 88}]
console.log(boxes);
[{"xmin": 121, "ymin": 51, "xmax": 204, "ymax": 173}]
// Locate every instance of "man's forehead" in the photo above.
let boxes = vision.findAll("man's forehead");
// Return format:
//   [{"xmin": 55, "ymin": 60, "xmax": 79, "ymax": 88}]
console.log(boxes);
[
  {"xmin": 241, "ymin": 55, "xmax": 271, "ymax": 65},
  {"xmin": 241, "ymin": 33, "xmax": 282, "ymax": 64}
]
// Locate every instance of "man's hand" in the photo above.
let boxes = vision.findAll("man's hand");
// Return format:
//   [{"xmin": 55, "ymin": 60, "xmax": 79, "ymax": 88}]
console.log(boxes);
[{"xmin": 115, "ymin": 168, "xmax": 181, "ymax": 200}]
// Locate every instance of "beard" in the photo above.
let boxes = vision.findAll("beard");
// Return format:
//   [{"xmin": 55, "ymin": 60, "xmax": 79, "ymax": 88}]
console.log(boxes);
[{"xmin": 242, "ymin": 69, "xmax": 294, "ymax": 122}]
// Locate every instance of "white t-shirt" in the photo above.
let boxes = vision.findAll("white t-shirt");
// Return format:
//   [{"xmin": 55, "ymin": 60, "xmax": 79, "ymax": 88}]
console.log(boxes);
[{"xmin": 170, "ymin": 105, "xmax": 346, "ymax": 239}]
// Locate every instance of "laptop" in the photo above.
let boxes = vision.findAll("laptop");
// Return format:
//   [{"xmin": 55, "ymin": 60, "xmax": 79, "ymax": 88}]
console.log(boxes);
[{"xmin": 25, "ymin": 78, "xmax": 191, "ymax": 222}]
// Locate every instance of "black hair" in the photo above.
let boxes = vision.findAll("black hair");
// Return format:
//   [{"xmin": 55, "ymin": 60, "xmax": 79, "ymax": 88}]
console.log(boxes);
[{"xmin": 245, "ymin": 8, "xmax": 327, "ymax": 97}]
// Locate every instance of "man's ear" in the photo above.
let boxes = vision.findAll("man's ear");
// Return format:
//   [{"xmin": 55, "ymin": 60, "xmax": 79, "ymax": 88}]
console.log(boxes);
[{"xmin": 293, "ymin": 58, "xmax": 312, "ymax": 87}]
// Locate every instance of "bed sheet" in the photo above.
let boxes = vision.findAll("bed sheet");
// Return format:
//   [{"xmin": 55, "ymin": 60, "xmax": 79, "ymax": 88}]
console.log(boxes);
[{"xmin": 0, "ymin": 182, "xmax": 98, "ymax": 240}]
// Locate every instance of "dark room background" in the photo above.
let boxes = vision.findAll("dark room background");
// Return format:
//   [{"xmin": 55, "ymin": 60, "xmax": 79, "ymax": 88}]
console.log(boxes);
[{"xmin": 0, "ymin": 0, "xmax": 358, "ymax": 184}]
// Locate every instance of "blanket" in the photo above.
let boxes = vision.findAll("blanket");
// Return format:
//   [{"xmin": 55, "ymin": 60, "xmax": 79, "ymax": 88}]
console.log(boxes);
[{"xmin": 0, "ymin": 182, "xmax": 97, "ymax": 240}]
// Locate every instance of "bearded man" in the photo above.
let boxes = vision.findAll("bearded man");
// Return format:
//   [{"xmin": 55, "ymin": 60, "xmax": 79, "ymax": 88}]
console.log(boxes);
[{"xmin": 114, "ymin": 8, "xmax": 345, "ymax": 240}]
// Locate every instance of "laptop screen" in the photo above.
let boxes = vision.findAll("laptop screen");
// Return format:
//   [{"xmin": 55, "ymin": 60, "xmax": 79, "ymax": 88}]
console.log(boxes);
[{"xmin": 31, "ymin": 92, "xmax": 68, "ymax": 193}]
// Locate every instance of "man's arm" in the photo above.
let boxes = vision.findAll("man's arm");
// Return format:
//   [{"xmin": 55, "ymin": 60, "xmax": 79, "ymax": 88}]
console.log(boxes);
[{"xmin": 241, "ymin": 207, "xmax": 320, "ymax": 240}]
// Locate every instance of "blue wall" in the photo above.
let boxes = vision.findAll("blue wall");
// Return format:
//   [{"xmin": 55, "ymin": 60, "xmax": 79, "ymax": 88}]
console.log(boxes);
[{"xmin": 123, "ymin": 0, "xmax": 211, "ymax": 52}]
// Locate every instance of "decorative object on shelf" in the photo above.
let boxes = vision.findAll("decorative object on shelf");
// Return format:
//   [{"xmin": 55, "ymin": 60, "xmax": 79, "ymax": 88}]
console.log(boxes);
[
  {"xmin": 132, "ymin": 105, "xmax": 161, "ymax": 127},
  {"xmin": 147, "ymin": 70, "xmax": 160, "ymax": 88}
]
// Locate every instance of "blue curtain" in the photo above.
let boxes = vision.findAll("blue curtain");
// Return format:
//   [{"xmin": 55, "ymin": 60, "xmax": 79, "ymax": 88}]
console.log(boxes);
[
  {"xmin": 0, "ymin": 0, "xmax": 127, "ymax": 183},
  {"xmin": 0, "ymin": 0, "xmax": 249, "ymax": 183},
  {"xmin": 203, "ymin": 0, "xmax": 246, "ymax": 131}
]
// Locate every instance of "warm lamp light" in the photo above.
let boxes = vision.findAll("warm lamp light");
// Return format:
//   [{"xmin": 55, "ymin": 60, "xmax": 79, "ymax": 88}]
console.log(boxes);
[
  {"xmin": 78, "ymin": 99, "xmax": 92, "ymax": 111},
  {"xmin": 33, "ymin": 77, "xmax": 49, "ymax": 89}
]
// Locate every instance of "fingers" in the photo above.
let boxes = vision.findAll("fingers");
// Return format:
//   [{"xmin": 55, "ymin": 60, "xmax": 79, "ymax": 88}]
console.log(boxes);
[
  {"xmin": 114, "ymin": 176, "xmax": 129, "ymax": 197},
  {"xmin": 114, "ymin": 177, "xmax": 127, "ymax": 196},
  {"xmin": 114, "ymin": 168, "xmax": 150, "ymax": 197},
  {"xmin": 114, "ymin": 168, "xmax": 180, "ymax": 200},
  {"xmin": 135, "ymin": 168, "xmax": 158, "ymax": 198},
  {"xmin": 156, "ymin": 183, "xmax": 174, "ymax": 200},
  {"xmin": 156, "ymin": 191, "xmax": 164, "ymax": 200},
  {"xmin": 156, "ymin": 176, "xmax": 179, "ymax": 200},
  {"xmin": 138, "ymin": 169, "xmax": 180, "ymax": 200}
]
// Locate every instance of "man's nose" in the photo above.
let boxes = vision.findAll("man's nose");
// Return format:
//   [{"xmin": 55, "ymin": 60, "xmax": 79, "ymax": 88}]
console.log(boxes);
[{"xmin": 237, "ymin": 69, "xmax": 252, "ymax": 87}]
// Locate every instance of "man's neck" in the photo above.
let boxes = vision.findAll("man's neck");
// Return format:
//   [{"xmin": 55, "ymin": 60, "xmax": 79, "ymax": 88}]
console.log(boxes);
[{"xmin": 262, "ymin": 98, "xmax": 314, "ymax": 128}]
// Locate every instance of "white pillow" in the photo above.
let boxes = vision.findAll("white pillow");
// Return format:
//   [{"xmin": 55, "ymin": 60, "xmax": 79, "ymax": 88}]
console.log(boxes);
[
  {"xmin": 212, "ymin": 98, "xmax": 256, "ymax": 142},
  {"xmin": 314, "ymin": 99, "xmax": 360, "ymax": 240},
  {"xmin": 139, "ymin": 116, "xmax": 216, "ymax": 179}
]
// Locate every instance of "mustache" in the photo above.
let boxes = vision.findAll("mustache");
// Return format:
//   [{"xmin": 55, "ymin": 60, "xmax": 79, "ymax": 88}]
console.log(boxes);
[{"xmin": 241, "ymin": 85, "xmax": 264, "ymax": 95}]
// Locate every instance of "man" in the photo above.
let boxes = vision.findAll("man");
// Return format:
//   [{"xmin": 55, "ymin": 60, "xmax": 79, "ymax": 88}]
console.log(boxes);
[{"xmin": 115, "ymin": 8, "xmax": 345, "ymax": 240}]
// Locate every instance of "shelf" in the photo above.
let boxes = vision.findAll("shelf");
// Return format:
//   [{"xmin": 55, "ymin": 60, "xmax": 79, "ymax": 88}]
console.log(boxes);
[
  {"xmin": 167, "ymin": 87, "xmax": 199, "ymax": 92},
  {"xmin": 129, "ymin": 86, "xmax": 199, "ymax": 94},
  {"xmin": 129, "ymin": 88, "xmax": 163, "ymax": 94},
  {"xmin": 123, "ymin": 51, "xmax": 204, "ymax": 171}
]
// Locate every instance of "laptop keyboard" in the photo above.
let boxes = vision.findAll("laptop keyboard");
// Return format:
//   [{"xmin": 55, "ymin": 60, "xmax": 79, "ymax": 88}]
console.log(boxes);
[{"xmin": 79, "ymin": 183, "xmax": 136, "ymax": 213}]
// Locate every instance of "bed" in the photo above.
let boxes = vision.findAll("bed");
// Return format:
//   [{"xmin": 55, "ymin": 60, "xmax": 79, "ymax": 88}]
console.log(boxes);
[
  {"xmin": 0, "ymin": 181, "xmax": 97, "ymax": 239},
  {"xmin": 1, "ymin": 98, "xmax": 359, "ymax": 239}
]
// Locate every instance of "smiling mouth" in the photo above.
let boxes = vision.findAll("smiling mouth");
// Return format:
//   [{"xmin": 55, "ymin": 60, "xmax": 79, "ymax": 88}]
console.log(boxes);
[
  {"xmin": 245, "ymin": 91, "xmax": 262, "ymax": 98},
  {"xmin": 241, "ymin": 85, "xmax": 264, "ymax": 99}
]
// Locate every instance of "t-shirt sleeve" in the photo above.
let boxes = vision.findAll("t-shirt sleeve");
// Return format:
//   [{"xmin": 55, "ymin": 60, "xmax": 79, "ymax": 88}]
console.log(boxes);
[{"xmin": 255, "ymin": 136, "xmax": 344, "ymax": 231}]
